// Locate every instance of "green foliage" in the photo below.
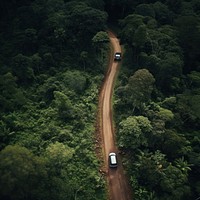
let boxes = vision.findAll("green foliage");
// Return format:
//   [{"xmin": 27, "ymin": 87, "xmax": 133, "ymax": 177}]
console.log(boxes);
[
  {"xmin": 161, "ymin": 130, "xmax": 192, "ymax": 159},
  {"xmin": 12, "ymin": 54, "xmax": 35, "ymax": 83},
  {"xmin": 64, "ymin": 2, "xmax": 107, "ymax": 49},
  {"xmin": 111, "ymin": 1, "xmax": 200, "ymax": 200},
  {"xmin": 114, "ymin": 2, "xmax": 200, "ymax": 196},
  {"xmin": 1, "ymin": 69, "xmax": 105, "ymax": 199},
  {"xmin": 0, "ymin": 1, "xmax": 107, "ymax": 199},
  {"xmin": 0, "ymin": 145, "xmax": 47, "ymax": 200},
  {"xmin": 153, "ymin": 1, "xmax": 172, "ymax": 24},
  {"xmin": 126, "ymin": 69, "xmax": 155, "ymax": 111},
  {"xmin": 53, "ymin": 91, "xmax": 75, "ymax": 120},
  {"xmin": 188, "ymin": 71, "xmax": 200, "ymax": 88},
  {"xmin": 1, "ymin": 0, "xmax": 200, "ymax": 199},
  {"xmin": 119, "ymin": 14, "xmax": 145, "ymax": 47},
  {"xmin": 128, "ymin": 150, "xmax": 191, "ymax": 200},
  {"xmin": 175, "ymin": 15, "xmax": 200, "ymax": 72},
  {"xmin": 118, "ymin": 116, "xmax": 152, "ymax": 149},
  {"xmin": 160, "ymin": 163, "xmax": 191, "ymax": 199},
  {"xmin": 119, "ymin": 7, "xmax": 183, "ymax": 94},
  {"xmin": 92, "ymin": 31, "xmax": 110, "ymax": 68},
  {"xmin": 133, "ymin": 25, "xmax": 148, "ymax": 48},
  {"xmin": 61, "ymin": 70, "xmax": 87, "ymax": 94},
  {"xmin": 157, "ymin": 107, "xmax": 174, "ymax": 122},
  {"xmin": 157, "ymin": 52, "xmax": 183, "ymax": 93},
  {"xmin": 0, "ymin": 72, "xmax": 26, "ymax": 112},
  {"xmin": 45, "ymin": 141, "xmax": 74, "ymax": 175},
  {"xmin": 80, "ymin": 51, "xmax": 88, "ymax": 71},
  {"xmin": 176, "ymin": 93, "xmax": 200, "ymax": 128},
  {"xmin": 135, "ymin": 4, "xmax": 155, "ymax": 18},
  {"xmin": 92, "ymin": 31, "xmax": 109, "ymax": 43}
]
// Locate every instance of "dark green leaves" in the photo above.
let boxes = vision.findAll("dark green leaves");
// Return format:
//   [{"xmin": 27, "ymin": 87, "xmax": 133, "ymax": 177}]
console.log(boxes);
[{"xmin": 0, "ymin": 145, "xmax": 47, "ymax": 200}]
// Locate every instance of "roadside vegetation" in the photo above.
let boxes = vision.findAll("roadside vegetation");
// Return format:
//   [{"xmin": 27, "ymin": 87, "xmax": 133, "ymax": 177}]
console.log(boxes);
[
  {"xmin": 112, "ymin": 0, "xmax": 200, "ymax": 199},
  {"xmin": 0, "ymin": 1, "xmax": 109, "ymax": 200},
  {"xmin": 0, "ymin": 0, "xmax": 200, "ymax": 200}
]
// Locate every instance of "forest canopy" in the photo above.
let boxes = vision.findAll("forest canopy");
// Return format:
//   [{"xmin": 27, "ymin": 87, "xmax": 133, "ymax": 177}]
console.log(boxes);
[{"xmin": 0, "ymin": 0, "xmax": 200, "ymax": 200}]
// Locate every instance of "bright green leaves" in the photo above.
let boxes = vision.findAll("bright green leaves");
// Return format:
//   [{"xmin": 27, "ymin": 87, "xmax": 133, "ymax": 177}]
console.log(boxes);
[
  {"xmin": 92, "ymin": 31, "xmax": 109, "ymax": 44},
  {"xmin": 118, "ymin": 116, "xmax": 152, "ymax": 149},
  {"xmin": 45, "ymin": 141, "xmax": 74, "ymax": 163},
  {"xmin": 45, "ymin": 142, "xmax": 74, "ymax": 175},
  {"xmin": 0, "ymin": 1, "xmax": 108, "ymax": 200},
  {"xmin": 157, "ymin": 107, "xmax": 174, "ymax": 122}
]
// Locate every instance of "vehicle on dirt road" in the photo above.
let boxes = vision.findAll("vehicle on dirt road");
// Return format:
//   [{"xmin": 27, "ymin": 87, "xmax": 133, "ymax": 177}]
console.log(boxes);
[
  {"xmin": 114, "ymin": 52, "xmax": 121, "ymax": 61},
  {"xmin": 109, "ymin": 152, "xmax": 118, "ymax": 168}
]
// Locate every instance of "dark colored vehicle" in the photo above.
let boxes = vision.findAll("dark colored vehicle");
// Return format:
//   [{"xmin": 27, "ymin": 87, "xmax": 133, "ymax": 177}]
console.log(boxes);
[
  {"xmin": 109, "ymin": 152, "xmax": 118, "ymax": 168},
  {"xmin": 114, "ymin": 52, "xmax": 122, "ymax": 61}
]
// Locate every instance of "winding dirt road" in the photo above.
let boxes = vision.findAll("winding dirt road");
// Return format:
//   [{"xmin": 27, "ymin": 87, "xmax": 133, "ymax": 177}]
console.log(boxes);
[{"xmin": 99, "ymin": 31, "xmax": 132, "ymax": 200}]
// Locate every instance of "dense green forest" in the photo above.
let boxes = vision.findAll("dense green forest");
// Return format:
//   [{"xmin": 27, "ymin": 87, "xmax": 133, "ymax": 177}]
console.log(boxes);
[
  {"xmin": 0, "ymin": 0, "xmax": 200, "ymax": 200},
  {"xmin": 0, "ymin": 0, "xmax": 108, "ymax": 200},
  {"xmin": 112, "ymin": 0, "xmax": 200, "ymax": 199}
]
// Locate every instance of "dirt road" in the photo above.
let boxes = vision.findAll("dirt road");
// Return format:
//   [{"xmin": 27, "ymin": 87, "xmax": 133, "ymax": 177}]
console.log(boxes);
[{"xmin": 99, "ymin": 31, "xmax": 132, "ymax": 200}]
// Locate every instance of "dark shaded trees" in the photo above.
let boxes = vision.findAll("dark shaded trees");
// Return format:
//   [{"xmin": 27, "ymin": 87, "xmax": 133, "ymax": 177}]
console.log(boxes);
[
  {"xmin": 0, "ymin": 72, "xmax": 26, "ymax": 112},
  {"xmin": 0, "ymin": 1, "xmax": 108, "ymax": 200},
  {"xmin": 108, "ymin": 1, "xmax": 200, "ymax": 199},
  {"xmin": 129, "ymin": 150, "xmax": 191, "ymax": 200},
  {"xmin": 11, "ymin": 54, "xmax": 35, "ymax": 83},
  {"xmin": 175, "ymin": 15, "xmax": 200, "ymax": 73},
  {"xmin": 0, "ymin": 145, "xmax": 48, "ymax": 200},
  {"xmin": 126, "ymin": 69, "xmax": 155, "ymax": 111}
]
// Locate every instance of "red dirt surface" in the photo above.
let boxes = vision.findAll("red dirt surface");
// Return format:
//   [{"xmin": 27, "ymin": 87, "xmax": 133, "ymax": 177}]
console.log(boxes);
[{"xmin": 98, "ymin": 31, "xmax": 132, "ymax": 200}]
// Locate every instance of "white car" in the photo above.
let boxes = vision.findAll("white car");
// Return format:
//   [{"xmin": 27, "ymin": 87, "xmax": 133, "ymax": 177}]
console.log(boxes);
[
  {"xmin": 114, "ymin": 52, "xmax": 122, "ymax": 61},
  {"xmin": 109, "ymin": 152, "xmax": 118, "ymax": 168}
]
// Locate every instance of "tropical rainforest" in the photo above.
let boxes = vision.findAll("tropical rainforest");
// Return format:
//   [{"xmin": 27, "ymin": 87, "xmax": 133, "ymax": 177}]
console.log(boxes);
[{"xmin": 0, "ymin": 0, "xmax": 200, "ymax": 200}]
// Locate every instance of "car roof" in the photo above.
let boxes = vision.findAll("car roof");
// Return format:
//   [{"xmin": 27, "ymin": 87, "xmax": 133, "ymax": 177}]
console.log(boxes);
[{"xmin": 110, "ymin": 154, "xmax": 117, "ymax": 164}]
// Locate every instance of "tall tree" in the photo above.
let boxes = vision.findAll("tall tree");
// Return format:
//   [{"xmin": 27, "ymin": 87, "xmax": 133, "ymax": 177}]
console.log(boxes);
[
  {"xmin": 0, "ymin": 72, "xmax": 25, "ymax": 111},
  {"xmin": 11, "ymin": 54, "xmax": 35, "ymax": 83},
  {"xmin": 118, "ymin": 116, "xmax": 152, "ymax": 149},
  {"xmin": 126, "ymin": 69, "xmax": 155, "ymax": 111}
]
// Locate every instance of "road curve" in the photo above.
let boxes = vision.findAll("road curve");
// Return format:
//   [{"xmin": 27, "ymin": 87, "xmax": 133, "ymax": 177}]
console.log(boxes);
[{"xmin": 99, "ymin": 31, "xmax": 132, "ymax": 200}]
